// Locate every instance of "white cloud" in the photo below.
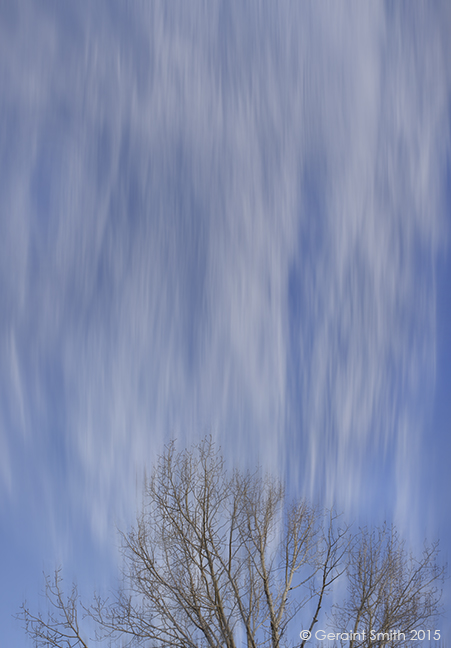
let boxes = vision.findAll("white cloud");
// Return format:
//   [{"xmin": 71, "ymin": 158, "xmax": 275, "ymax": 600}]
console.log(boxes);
[{"xmin": 0, "ymin": 1, "xmax": 448, "ymax": 556}]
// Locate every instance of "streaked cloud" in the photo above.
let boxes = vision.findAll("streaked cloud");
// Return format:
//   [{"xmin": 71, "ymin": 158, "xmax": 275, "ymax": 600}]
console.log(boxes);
[{"xmin": 0, "ymin": 1, "xmax": 448, "ymax": 564}]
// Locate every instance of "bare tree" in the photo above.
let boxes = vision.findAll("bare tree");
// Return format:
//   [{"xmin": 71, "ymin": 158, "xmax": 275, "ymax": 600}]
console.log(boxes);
[
  {"xmin": 17, "ymin": 439, "xmax": 444, "ymax": 648},
  {"xmin": 333, "ymin": 525, "xmax": 444, "ymax": 647},
  {"xmin": 19, "ymin": 570, "xmax": 89, "ymax": 648}
]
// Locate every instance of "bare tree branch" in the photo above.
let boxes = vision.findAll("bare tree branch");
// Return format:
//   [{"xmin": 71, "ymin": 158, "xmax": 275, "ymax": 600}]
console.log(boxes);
[{"xmin": 18, "ymin": 439, "xmax": 445, "ymax": 648}]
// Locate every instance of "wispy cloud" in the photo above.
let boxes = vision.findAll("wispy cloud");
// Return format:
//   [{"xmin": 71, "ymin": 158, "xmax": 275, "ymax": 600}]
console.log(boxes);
[{"xmin": 0, "ymin": 1, "xmax": 448, "ymax": 562}]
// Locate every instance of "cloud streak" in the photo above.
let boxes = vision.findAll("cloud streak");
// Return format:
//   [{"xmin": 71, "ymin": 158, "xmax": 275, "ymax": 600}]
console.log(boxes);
[{"xmin": 0, "ymin": 1, "xmax": 448, "ymax": 563}]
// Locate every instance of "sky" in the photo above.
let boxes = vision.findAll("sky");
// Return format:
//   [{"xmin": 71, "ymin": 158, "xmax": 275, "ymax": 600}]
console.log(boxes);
[{"xmin": 1, "ymin": 1, "xmax": 450, "ymax": 645}]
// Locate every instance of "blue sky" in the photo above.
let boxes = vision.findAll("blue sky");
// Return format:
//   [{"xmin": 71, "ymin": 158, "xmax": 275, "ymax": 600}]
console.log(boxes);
[{"xmin": 1, "ymin": 1, "xmax": 450, "ymax": 645}]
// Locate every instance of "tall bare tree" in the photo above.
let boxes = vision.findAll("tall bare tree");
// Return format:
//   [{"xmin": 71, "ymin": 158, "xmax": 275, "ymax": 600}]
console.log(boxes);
[{"xmin": 18, "ymin": 439, "xmax": 444, "ymax": 648}]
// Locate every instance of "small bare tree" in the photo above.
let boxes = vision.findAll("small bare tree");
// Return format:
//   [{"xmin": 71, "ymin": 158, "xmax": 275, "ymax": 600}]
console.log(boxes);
[
  {"xmin": 333, "ymin": 525, "xmax": 444, "ymax": 647},
  {"xmin": 19, "ymin": 570, "xmax": 89, "ymax": 648},
  {"xmin": 18, "ymin": 439, "xmax": 444, "ymax": 648}
]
